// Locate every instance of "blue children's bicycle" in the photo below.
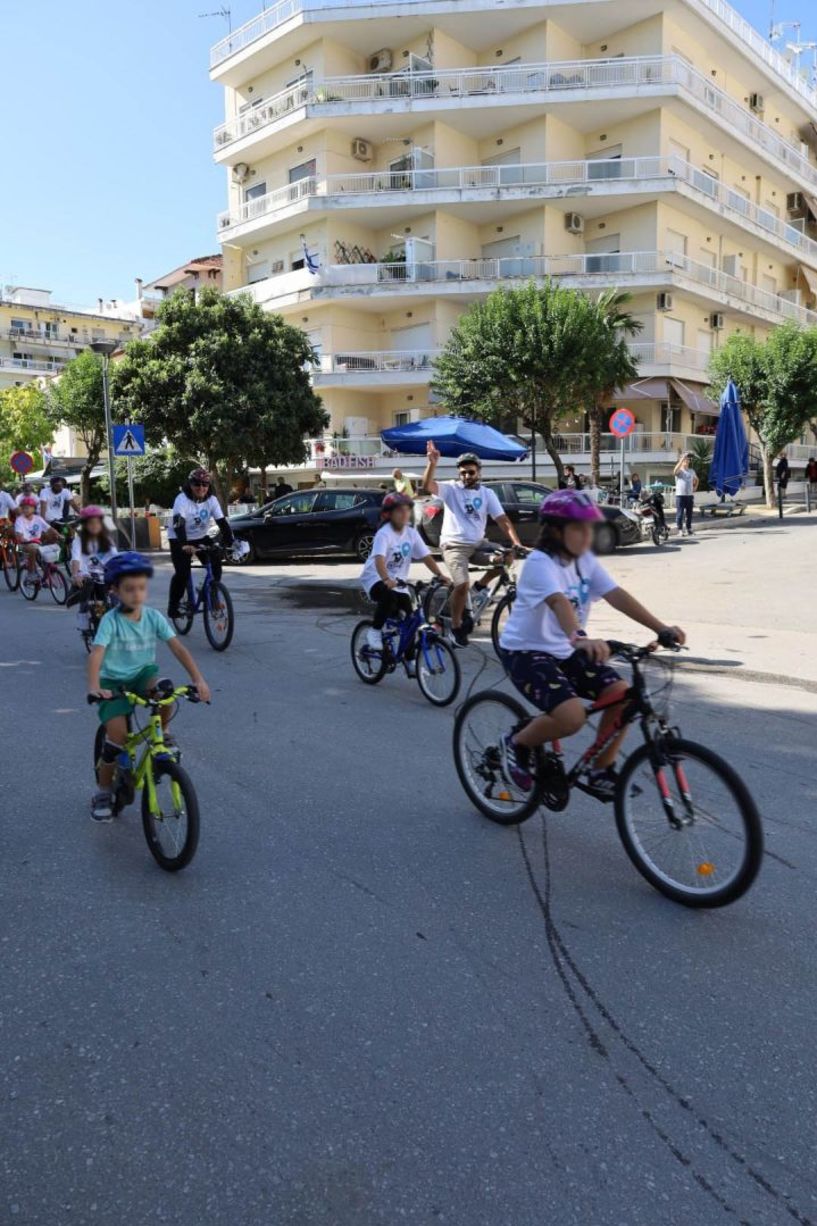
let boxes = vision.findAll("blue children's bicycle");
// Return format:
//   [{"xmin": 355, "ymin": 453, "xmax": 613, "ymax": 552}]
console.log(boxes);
[
  {"xmin": 350, "ymin": 579, "xmax": 461, "ymax": 707},
  {"xmin": 171, "ymin": 541, "xmax": 235, "ymax": 652}
]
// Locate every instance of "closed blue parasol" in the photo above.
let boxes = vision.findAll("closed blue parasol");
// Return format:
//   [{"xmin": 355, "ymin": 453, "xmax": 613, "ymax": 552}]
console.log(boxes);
[
  {"xmin": 709, "ymin": 379, "xmax": 748, "ymax": 497},
  {"xmin": 381, "ymin": 416, "xmax": 527, "ymax": 461}
]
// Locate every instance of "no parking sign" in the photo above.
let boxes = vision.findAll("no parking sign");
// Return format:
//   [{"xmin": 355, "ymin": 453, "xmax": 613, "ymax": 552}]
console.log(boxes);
[
  {"xmin": 10, "ymin": 451, "xmax": 34, "ymax": 476},
  {"xmin": 609, "ymin": 408, "xmax": 636, "ymax": 438}
]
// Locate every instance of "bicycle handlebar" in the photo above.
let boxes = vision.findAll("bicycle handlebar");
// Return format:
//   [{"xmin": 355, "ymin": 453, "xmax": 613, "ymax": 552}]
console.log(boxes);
[
  {"xmin": 87, "ymin": 683, "xmax": 201, "ymax": 707},
  {"xmin": 607, "ymin": 629, "xmax": 683, "ymax": 660}
]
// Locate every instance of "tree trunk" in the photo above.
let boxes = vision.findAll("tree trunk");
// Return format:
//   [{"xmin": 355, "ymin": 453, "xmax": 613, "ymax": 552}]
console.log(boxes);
[
  {"xmin": 540, "ymin": 421, "xmax": 565, "ymax": 486},
  {"xmin": 208, "ymin": 457, "xmax": 227, "ymax": 509},
  {"xmin": 530, "ymin": 428, "xmax": 536, "ymax": 482},
  {"xmin": 760, "ymin": 442, "xmax": 775, "ymax": 508},
  {"xmin": 80, "ymin": 462, "xmax": 93, "ymax": 506},
  {"xmin": 589, "ymin": 406, "xmax": 602, "ymax": 487}
]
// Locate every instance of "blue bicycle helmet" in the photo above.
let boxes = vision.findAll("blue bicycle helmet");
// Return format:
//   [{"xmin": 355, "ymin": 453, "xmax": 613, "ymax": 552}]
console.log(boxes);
[{"xmin": 104, "ymin": 551, "xmax": 154, "ymax": 584}]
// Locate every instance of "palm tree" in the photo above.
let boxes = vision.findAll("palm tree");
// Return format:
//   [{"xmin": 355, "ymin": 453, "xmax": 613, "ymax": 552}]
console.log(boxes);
[{"xmin": 583, "ymin": 291, "xmax": 643, "ymax": 487}]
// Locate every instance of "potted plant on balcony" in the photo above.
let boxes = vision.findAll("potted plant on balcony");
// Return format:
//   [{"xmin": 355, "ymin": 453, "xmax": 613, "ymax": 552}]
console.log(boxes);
[{"xmin": 381, "ymin": 247, "xmax": 408, "ymax": 281}]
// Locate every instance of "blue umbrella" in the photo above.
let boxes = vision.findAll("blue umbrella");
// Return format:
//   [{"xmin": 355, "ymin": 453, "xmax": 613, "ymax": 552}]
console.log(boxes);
[
  {"xmin": 381, "ymin": 416, "xmax": 528, "ymax": 461},
  {"xmin": 709, "ymin": 379, "xmax": 748, "ymax": 497}
]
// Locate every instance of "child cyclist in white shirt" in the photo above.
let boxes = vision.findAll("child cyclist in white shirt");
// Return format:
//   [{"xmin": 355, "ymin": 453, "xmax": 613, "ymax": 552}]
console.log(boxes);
[
  {"xmin": 14, "ymin": 496, "xmax": 58, "ymax": 577},
  {"xmin": 360, "ymin": 493, "xmax": 450, "ymax": 650},
  {"xmin": 498, "ymin": 490, "xmax": 686, "ymax": 800}
]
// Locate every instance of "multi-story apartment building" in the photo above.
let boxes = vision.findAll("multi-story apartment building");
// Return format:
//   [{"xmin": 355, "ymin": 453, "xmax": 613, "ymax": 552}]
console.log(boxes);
[
  {"xmin": 0, "ymin": 286, "xmax": 142, "ymax": 392},
  {"xmin": 211, "ymin": 0, "xmax": 817, "ymax": 481},
  {"xmin": 135, "ymin": 255, "xmax": 224, "ymax": 321}
]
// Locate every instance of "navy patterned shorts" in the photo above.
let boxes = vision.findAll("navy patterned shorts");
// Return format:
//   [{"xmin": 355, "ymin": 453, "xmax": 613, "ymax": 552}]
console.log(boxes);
[{"xmin": 502, "ymin": 649, "xmax": 623, "ymax": 714}]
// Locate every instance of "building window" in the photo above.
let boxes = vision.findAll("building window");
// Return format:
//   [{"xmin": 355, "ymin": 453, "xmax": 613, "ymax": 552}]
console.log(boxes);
[
  {"xmin": 394, "ymin": 411, "xmax": 410, "ymax": 426},
  {"xmin": 10, "ymin": 318, "xmax": 27, "ymax": 333},
  {"xmin": 288, "ymin": 159, "xmax": 316, "ymax": 184},
  {"xmin": 244, "ymin": 180, "xmax": 267, "ymax": 201}
]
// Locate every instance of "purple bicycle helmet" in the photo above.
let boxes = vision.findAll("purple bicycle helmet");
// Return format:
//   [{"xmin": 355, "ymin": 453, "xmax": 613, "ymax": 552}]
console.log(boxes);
[{"xmin": 538, "ymin": 490, "xmax": 604, "ymax": 523}]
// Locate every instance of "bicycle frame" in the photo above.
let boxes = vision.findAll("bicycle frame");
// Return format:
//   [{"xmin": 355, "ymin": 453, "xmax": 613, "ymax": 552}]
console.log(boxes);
[
  {"xmin": 118, "ymin": 687, "xmax": 190, "ymax": 816},
  {"xmin": 184, "ymin": 548, "xmax": 218, "ymax": 615},
  {"xmin": 381, "ymin": 584, "xmax": 448, "ymax": 672}
]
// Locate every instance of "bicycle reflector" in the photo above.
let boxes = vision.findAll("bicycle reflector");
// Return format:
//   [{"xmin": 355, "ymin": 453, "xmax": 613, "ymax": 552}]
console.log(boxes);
[{"xmin": 697, "ymin": 862, "xmax": 716, "ymax": 876}]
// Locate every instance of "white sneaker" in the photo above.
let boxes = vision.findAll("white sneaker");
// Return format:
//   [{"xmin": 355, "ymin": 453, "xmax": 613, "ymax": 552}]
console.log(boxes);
[{"xmin": 366, "ymin": 628, "xmax": 383, "ymax": 650}]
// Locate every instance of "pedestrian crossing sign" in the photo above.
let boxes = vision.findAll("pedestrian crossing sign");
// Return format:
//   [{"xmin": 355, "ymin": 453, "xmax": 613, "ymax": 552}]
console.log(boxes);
[{"xmin": 113, "ymin": 424, "xmax": 146, "ymax": 456}]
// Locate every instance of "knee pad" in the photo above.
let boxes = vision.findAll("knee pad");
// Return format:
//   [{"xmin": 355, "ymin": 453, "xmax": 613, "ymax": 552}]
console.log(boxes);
[{"xmin": 101, "ymin": 738, "xmax": 123, "ymax": 764}]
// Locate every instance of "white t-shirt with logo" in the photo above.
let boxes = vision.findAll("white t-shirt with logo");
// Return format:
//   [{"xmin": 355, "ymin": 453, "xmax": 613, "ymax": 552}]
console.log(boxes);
[
  {"xmin": 71, "ymin": 535, "xmax": 118, "ymax": 578},
  {"xmin": 15, "ymin": 514, "xmax": 50, "ymax": 543},
  {"xmin": 167, "ymin": 493, "xmax": 224, "ymax": 541},
  {"xmin": 16, "ymin": 492, "xmax": 40, "ymax": 507},
  {"xmin": 0, "ymin": 491, "xmax": 16, "ymax": 518},
  {"xmin": 499, "ymin": 549, "xmax": 617, "ymax": 658},
  {"xmin": 675, "ymin": 468, "xmax": 695, "ymax": 497},
  {"xmin": 438, "ymin": 481, "xmax": 504, "ymax": 546},
  {"xmin": 361, "ymin": 523, "xmax": 430, "ymax": 595},
  {"xmin": 40, "ymin": 487, "xmax": 74, "ymax": 523}
]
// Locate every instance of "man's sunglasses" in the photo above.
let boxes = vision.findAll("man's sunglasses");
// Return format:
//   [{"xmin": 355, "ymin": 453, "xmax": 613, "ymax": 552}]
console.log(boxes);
[{"xmin": 459, "ymin": 468, "xmax": 479, "ymax": 477}]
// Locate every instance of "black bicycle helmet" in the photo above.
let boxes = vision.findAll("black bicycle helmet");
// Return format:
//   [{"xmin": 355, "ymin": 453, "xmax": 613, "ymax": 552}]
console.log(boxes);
[{"xmin": 456, "ymin": 453, "xmax": 482, "ymax": 468}]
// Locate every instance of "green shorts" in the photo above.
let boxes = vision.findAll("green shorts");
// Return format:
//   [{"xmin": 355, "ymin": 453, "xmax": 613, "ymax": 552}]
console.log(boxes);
[{"xmin": 97, "ymin": 666, "xmax": 159, "ymax": 723}]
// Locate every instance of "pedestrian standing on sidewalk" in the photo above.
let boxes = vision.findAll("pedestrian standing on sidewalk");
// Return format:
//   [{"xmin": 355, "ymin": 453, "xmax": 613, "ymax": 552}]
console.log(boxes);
[
  {"xmin": 805, "ymin": 457, "xmax": 817, "ymax": 503},
  {"xmin": 775, "ymin": 454, "xmax": 790, "ymax": 498},
  {"xmin": 673, "ymin": 452, "xmax": 698, "ymax": 536}
]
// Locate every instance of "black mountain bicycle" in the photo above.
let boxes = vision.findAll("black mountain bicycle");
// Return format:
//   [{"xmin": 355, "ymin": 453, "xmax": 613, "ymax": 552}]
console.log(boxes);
[
  {"xmin": 171, "ymin": 541, "xmax": 234, "ymax": 651},
  {"xmin": 453, "ymin": 635, "xmax": 763, "ymax": 907}
]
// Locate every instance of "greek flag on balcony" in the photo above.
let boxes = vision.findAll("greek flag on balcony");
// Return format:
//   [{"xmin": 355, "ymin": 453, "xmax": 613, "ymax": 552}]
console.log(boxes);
[{"xmin": 301, "ymin": 235, "xmax": 319, "ymax": 275}]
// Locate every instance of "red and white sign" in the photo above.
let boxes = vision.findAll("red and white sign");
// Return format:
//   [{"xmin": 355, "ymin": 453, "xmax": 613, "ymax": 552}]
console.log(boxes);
[
  {"xmin": 10, "ymin": 450, "xmax": 34, "ymax": 476},
  {"xmin": 609, "ymin": 408, "xmax": 636, "ymax": 438}
]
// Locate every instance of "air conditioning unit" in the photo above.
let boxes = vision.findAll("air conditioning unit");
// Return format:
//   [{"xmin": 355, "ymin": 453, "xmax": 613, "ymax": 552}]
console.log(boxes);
[
  {"xmin": 787, "ymin": 191, "xmax": 805, "ymax": 215},
  {"xmin": 749, "ymin": 92, "xmax": 764, "ymax": 113},
  {"xmin": 351, "ymin": 138, "xmax": 373, "ymax": 162},
  {"xmin": 564, "ymin": 212, "xmax": 584, "ymax": 234},
  {"xmin": 232, "ymin": 162, "xmax": 251, "ymax": 184},
  {"xmin": 656, "ymin": 292, "xmax": 673, "ymax": 311},
  {"xmin": 710, "ymin": 312, "xmax": 725, "ymax": 330},
  {"xmin": 368, "ymin": 48, "xmax": 393, "ymax": 73}
]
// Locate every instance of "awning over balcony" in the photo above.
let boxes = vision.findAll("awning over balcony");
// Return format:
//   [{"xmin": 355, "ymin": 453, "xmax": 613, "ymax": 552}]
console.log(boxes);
[
  {"xmin": 800, "ymin": 263, "xmax": 817, "ymax": 299},
  {"xmin": 614, "ymin": 377, "xmax": 670, "ymax": 401},
  {"xmin": 669, "ymin": 379, "xmax": 719, "ymax": 417}
]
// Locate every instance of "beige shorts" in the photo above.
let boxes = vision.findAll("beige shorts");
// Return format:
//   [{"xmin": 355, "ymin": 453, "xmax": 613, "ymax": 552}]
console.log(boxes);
[{"xmin": 441, "ymin": 540, "xmax": 497, "ymax": 586}]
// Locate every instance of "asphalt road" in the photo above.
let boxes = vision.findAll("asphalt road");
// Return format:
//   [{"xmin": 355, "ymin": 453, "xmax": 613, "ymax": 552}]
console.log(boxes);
[{"xmin": 2, "ymin": 522, "xmax": 816, "ymax": 1226}]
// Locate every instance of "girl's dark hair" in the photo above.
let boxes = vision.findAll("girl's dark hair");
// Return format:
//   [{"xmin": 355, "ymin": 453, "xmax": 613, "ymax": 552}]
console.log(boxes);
[
  {"xmin": 534, "ymin": 521, "xmax": 564, "ymax": 555},
  {"xmin": 79, "ymin": 520, "xmax": 113, "ymax": 555}
]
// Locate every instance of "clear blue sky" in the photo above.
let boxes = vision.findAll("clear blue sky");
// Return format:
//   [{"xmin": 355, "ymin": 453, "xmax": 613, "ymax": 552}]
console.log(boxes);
[{"xmin": 0, "ymin": 0, "xmax": 809, "ymax": 307}]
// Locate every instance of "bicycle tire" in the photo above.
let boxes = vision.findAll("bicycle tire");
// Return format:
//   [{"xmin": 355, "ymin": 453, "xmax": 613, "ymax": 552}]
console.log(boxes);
[
  {"xmin": 422, "ymin": 583, "xmax": 451, "ymax": 625},
  {"xmin": 350, "ymin": 619, "xmax": 388, "ymax": 685},
  {"xmin": 142, "ymin": 758, "xmax": 200, "ymax": 872},
  {"xmin": 172, "ymin": 600, "xmax": 194, "ymax": 636},
  {"xmin": 19, "ymin": 566, "xmax": 40, "ymax": 601},
  {"xmin": 490, "ymin": 593, "xmax": 514, "ymax": 660},
  {"xmin": 203, "ymin": 581, "xmax": 234, "ymax": 651},
  {"xmin": 3, "ymin": 551, "xmax": 20, "ymax": 592},
  {"xmin": 415, "ymin": 634, "xmax": 461, "ymax": 707},
  {"xmin": 93, "ymin": 724, "xmax": 106, "ymax": 781},
  {"xmin": 453, "ymin": 690, "xmax": 544, "ymax": 825},
  {"xmin": 47, "ymin": 567, "xmax": 68, "ymax": 605},
  {"xmin": 615, "ymin": 738, "xmax": 764, "ymax": 908}
]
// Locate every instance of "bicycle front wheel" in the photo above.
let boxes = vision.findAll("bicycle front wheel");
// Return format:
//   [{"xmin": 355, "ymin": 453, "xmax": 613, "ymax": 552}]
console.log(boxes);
[
  {"xmin": 416, "ymin": 633, "xmax": 461, "ymax": 707},
  {"xmin": 172, "ymin": 600, "xmax": 194, "ymax": 636},
  {"xmin": 47, "ymin": 566, "xmax": 68, "ymax": 605},
  {"xmin": 20, "ymin": 566, "xmax": 40, "ymax": 601},
  {"xmin": 615, "ymin": 738, "xmax": 763, "ymax": 907},
  {"xmin": 142, "ymin": 759, "xmax": 200, "ymax": 871},
  {"xmin": 422, "ymin": 583, "xmax": 451, "ymax": 626},
  {"xmin": 490, "ymin": 594, "xmax": 514, "ymax": 660},
  {"xmin": 453, "ymin": 691, "xmax": 544, "ymax": 825},
  {"xmin": 204, "ymin": 581, "xmax": 234, "ymax": 651},
  {"xmin": 3, "ymin": 548, "xmax": 19, "ymax": 591}
]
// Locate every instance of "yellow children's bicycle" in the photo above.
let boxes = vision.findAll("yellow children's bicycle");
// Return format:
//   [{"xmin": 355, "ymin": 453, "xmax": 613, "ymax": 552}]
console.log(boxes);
[{"xmin": 89, "ymin": 680, "xmax": 202, "ymax": 871}]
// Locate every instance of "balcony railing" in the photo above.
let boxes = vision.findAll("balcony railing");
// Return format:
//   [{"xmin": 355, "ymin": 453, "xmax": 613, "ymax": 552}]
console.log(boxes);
[
  {"xmin": 629, "ymin": 343, "xmax": 711, "ymax": 373},
  {"xmin": 218, "ymin": 155, "xmax": 817, "ymax": 264},
  {"xmin": 209, "ymin": 0, "xmax": 817, "ymax": 114},
  {"xmin": 305, "ymin": 430, "xmax": 716, "ymax": 462},
  {"xmin": 213, "ymin": 54, "xmax": 817, "ymax": 191},
  {"xmin": 315, "ymin": 250, "xmax": 817, "ymax": 327},
  {"xmin": 313, "ymin": 348, "xmax": 440, "ymax": 375},
  {"xmin": 0, "ymin": 357, "xmax": 64, "ymax": 374}
]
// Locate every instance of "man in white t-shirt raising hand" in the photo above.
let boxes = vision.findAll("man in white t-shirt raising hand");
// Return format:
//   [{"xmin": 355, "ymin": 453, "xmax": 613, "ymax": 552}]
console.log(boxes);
[{"xmin": 422, "ymin": 441, "xmax": 522, "ymax": 647}]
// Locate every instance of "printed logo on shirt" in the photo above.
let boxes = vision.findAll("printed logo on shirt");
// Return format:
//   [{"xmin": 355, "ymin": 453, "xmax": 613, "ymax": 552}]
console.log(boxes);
[
  {"xmin": 388, "ymin": 541, "xmax": 412, "ymax": 570},
  {"xmin": 565, "ymin": 577, "xmax": 591, "ymax": 613},
  {"xmin": 464, "ymin": 495, "xmax": 483, "ymax": 517}
]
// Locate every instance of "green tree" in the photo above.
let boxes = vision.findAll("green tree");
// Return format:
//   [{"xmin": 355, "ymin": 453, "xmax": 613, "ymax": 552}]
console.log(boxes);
[
  {"xmin": 581, "ymin": 290, "xmax": 642, "ymax": 487},
  {"xmin": 46, "ymin": 350, "xmax": 107, "ymax": 503},
  {"xmin": 431, "ymin": 281, "xmax": 598, "ymax": 483},
  {"xmin": 708, "ymin": 325, "xmax": 817, "ymax": 506},
  {"xmin": 0, "ymin": 385, "xmax": 53, "ymax": 484},
  {"xmin": 112, "ymin": 288, "xmax": 327, "ymax": 501}
]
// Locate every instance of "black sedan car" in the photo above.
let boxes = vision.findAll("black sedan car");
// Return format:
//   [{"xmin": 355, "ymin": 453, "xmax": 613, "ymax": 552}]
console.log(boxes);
[
  {"xmin": 228, "ymin": 488, "xmax": 385, "ymax": 561},
  {"xmin": 418, "ymin": 479, "xmax": 639, "ymax": 554}
]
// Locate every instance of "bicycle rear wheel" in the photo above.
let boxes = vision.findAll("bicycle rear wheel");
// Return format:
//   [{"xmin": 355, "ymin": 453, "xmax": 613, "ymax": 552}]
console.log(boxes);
[
  {"xmin": 453, "ymin": 691, "xmax": 544, "ymax": 825},
  {"xmin": 142, "ymin": 759, "xmax": 200, "ymax": 871},
  {"xmin": 416, "ymin": 633, "xmax": 461, "ymax": 706},
  {"xmin": 350, "ymin": 620, "xmax": 388, "ymax": 685},
  {"xmin": 20, "ymin": 565, "xmax": 40, "ymax": 601},
  {"xmin": 203, "ymin": 581, "xmax": 234, "ymax": 651},
  {"xmin": 615, "ymin": 738, "xmax": 763, "ymax": 907},
  {"xmin": 47, "ymin": 566, "xmax": 68, "ymax": 605},
  {"xmin": 490, "ymin": 593, "xmax": 514, "ymax": 660}
]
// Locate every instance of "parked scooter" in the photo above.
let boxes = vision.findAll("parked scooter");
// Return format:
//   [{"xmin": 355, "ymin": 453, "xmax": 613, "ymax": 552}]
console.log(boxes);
[{"xmin": 625, "ymin": 483, "xmax": 670, "ymax": 546}]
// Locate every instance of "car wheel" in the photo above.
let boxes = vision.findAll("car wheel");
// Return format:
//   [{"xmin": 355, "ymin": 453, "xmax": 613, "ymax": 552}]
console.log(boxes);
[
  {"xmin": 594, "ymin": 522, "xmax": 617, "ymax": 555},
  {"xmin": 354, "ymin": 530, "xmax": 375, "ymax": 561}
]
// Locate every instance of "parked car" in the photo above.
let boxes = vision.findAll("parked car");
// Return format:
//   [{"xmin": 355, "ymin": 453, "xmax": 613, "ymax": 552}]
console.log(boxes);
[
  {"xmin": 417, "ymin": 479, "xmax": 640, "ymax": 554},
  {"xmin": 227, "ymin": 488, "xmax": 386, "ymax": 561}
]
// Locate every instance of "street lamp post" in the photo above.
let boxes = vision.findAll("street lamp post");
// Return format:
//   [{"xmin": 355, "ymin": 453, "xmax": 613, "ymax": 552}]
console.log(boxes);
[{"xmin": 89, "ymin": 339, "xmax": 120, "ymax": 542}]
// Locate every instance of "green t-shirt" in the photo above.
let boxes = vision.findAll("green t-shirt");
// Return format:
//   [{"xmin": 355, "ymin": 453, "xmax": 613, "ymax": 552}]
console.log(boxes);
[{"xmin": 93, "ymin": 605, "xmax": 176, "ymax": 680}]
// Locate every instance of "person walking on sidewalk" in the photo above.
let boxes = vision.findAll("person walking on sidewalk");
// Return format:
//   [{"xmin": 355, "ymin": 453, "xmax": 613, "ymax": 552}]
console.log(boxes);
[
  {"xmin": 805, "ymin": 457, "xmax": 817, "ymax": 504},
  {"xmin": 673, "ymin": 452, "xmax": 698, "ymax": 536},
  {"xmin": 775, "ymin": 454, "xmax": 790, "ymax": 500}
]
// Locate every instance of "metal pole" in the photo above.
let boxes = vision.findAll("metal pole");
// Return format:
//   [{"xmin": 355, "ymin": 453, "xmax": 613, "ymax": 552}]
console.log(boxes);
[
  {"xmin": 126, "ymin": 457, "xmax": 136, "ymax": 548},
  {"xmin": 100, "ymin": 356, "xmax": 119, "ymax": 539},
  {"xmin": 620, "ymin": 438, "xmax": 625, "ymax": 504}
]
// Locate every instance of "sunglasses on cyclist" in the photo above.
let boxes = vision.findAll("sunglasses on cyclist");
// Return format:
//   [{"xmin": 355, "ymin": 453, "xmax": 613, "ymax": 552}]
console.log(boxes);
[
  {"xmin": 459, "ymin": 468, "xmax": 479, "ymax": 478},
  {"xmin": 191, "ymin": 480, "xmax": 210, "ymax": 487}
]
